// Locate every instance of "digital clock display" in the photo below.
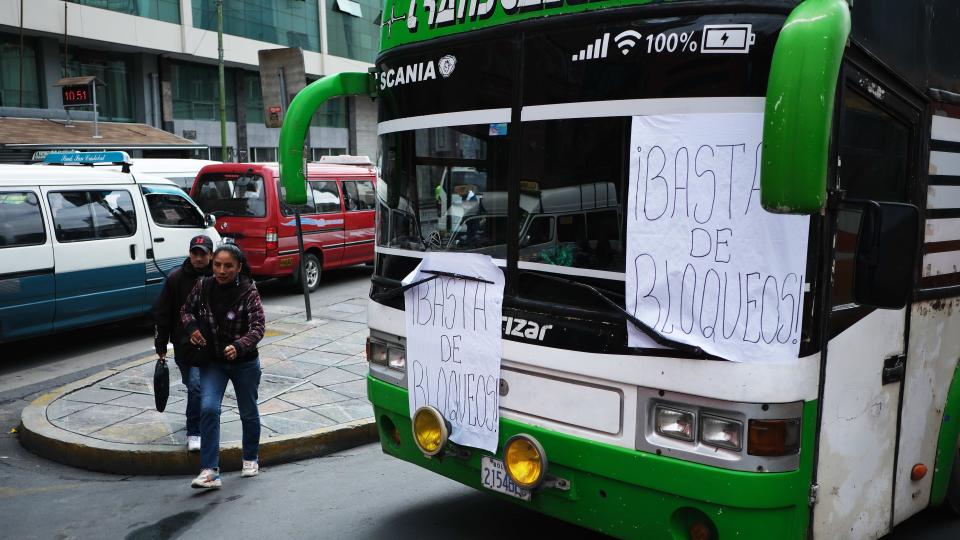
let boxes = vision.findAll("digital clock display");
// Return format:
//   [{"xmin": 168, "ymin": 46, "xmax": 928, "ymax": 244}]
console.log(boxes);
[{"xmin": 62, "ymin": 85, "xmax": 92, "ymax": 106}]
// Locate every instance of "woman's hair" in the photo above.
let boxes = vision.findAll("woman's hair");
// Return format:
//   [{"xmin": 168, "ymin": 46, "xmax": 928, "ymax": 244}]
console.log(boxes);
[{"xmin": 213, "ymin": 243, "xmax": 252, "ymax": 277}]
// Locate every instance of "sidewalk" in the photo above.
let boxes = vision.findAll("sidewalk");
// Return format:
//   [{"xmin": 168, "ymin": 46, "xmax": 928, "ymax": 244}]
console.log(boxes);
[{"xmin": 19, "ymin": 296, "xmax": 379, "ymax": 475}]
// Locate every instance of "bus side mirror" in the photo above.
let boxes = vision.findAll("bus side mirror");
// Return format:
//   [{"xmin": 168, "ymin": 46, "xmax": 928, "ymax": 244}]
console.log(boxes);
[
  {"xmin": 204, "ymin": 214, "xmax": 216, "ymax": 228},
  {"xmin": 853, "ymin": 201, "xmax": 920, "ymax": 309}
]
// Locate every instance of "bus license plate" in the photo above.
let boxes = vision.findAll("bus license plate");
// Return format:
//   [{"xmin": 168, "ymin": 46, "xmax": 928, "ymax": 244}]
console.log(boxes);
[{"xmin": 480, "ymin": 456, "xmax": 531, "ymax": 501}]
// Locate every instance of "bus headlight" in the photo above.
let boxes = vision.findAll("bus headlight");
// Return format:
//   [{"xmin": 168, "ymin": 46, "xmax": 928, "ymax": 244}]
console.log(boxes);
[
  {"xmin": 699, "ymin": 415, "xmax": 743, "ymax": 451},
  {"xmin": 366, "ymin": 337, "xmax": 405, "ymax": 371},
  {"xmin": 388, "ymin": 347, "xmax": 406, "ymax": 370},
  {"xmin": 412, "ymin": 406, "xmax": 448, "ymax": 457},
  {"xmin": 366, "ymin": 338, "xmax": 388, "ymax": 365},
  {"xmin": 504, "ymin": 434, "xmax": 548, "ymax": 489},
  {"xmin": 655, "ymin": 405, "xmax": 695, "ymax": 442}
]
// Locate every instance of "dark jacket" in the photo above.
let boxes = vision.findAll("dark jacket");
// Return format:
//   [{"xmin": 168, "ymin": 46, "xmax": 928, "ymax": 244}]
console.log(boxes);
[
  {"xmin": 180, "ymin": 276, "xmax": 265, "ymax": 363},
  {"xmin": 153, "ymin": 258, "xmax": 212, "ymax": 356}
]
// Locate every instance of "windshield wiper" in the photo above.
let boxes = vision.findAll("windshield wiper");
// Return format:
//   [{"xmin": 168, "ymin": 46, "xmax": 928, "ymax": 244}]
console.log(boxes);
[
  {"xmin": 518, "ymin": 270, "xmax": 704, "ymax": 356},
  {"xmin": 371, "ymin": 270, "xmax": 494, "ymax": 301}
]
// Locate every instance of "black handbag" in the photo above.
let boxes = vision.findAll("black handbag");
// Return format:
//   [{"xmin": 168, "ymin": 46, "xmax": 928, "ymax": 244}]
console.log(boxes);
[{"xmin": 153, "ymin": 359, "xmax": 170, "ymax": 412}]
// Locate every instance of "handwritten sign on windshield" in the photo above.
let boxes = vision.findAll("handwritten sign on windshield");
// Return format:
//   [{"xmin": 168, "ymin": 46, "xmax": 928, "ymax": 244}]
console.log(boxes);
[
  {"xmin": 626, "ymin": 113, "xmax": 810, "ymax": 362},
  {"xmin": 404, "ymin": 253, "xmax": 505, "ymax": 453}
]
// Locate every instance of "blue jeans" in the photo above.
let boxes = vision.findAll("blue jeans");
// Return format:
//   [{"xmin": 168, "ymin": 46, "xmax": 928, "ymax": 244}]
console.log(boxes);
[
  {"xmin": 199, "ymin": 358, "xmax": 261, "ymax": 470},
  {"xmin": 173, "ymin": 350, "xmax": 201, "ymax": 437}
]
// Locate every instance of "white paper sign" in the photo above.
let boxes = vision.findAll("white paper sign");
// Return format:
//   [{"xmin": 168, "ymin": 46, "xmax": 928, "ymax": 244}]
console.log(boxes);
[
  {"xmin": 626, "ymin": 113, "xmax": 810, "ymax": 363},
  {"xmin": 403, "ymin": 252, "xmax": 505, "ymax": 453}
]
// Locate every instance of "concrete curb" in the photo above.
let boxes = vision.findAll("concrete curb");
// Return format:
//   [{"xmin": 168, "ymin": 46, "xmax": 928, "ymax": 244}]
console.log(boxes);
[{"xmin": 19, "ymin": 354, "xmax": 379, "ymax": 476}]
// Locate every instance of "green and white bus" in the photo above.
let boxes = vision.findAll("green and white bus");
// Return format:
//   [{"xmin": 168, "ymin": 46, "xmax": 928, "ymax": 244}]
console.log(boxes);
[{"xmin": 277, "ymin": 0, "xmax": 960, "ymax": 537}]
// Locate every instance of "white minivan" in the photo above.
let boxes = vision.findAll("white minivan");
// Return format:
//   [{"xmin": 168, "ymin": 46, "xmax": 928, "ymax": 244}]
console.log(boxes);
[{"xmin": 0, "ymin": 154, "xmax": 220, "ymax": 343}]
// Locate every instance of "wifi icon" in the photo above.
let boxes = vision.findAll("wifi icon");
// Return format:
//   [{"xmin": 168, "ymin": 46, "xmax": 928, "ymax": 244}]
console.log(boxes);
[{"xmin": 614, "ymin": 30, "xmax": 642, "ymax": 55}]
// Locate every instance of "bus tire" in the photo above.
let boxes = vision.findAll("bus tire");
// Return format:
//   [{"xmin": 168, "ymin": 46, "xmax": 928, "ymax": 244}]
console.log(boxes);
[{"xmin": 947, "ymin": 446, "xmax": 960, "ymax": 516}]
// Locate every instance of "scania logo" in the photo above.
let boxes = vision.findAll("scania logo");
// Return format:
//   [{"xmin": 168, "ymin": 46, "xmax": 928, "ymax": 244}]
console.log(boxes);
[
  {"xmin": 377, "ymin": 55, "xmax": 456, "ymax": 90},
  {"xmin": 220, "ymin": 222, "xmax": 228, "ymax": 230},
  {"xmin": 438, "ymin": 55, "xmax": 456, "ymax": 78}
]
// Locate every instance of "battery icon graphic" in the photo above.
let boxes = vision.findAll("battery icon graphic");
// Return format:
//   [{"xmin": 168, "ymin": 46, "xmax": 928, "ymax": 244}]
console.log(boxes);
[{"xmin": 700, "ymin": 24, "xmax": 756, "ymax": 54}]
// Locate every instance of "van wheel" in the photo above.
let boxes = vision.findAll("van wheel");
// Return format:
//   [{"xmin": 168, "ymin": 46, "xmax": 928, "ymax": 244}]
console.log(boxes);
[
  {"xmin": 296, "ymin": 253, "xmax": 322, "ymax": 293},
  {"xmin": 947, "ymin": 447, "xmax": 960, "ymax": 516}
]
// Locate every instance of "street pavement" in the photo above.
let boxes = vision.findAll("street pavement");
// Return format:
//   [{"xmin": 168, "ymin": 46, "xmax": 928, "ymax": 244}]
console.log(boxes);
[
  {"xmin": 0, "ymin": 266, "xmax": 958, "ymax": 538},
  {"xmin": 19, "ymin": 297, "xmax": 374, "ymax": 475}
]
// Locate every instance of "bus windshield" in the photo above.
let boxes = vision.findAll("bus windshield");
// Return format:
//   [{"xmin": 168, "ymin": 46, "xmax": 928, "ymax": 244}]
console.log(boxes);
[{"xmin": 373, "ymin": 12, "xmax": 794, "ymax": 329}]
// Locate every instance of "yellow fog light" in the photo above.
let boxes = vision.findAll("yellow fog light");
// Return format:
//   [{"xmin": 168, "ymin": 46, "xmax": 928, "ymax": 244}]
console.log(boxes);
[
  {"xmin": 412, "ymin": 406, "xmax": 448, "ymax": 457},
  {"xmin": 504, "ymin": 434, "xmax": 548, "ymax": 489}
]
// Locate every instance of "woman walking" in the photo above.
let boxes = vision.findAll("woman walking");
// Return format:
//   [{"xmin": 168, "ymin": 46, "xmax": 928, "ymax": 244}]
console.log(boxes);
[{"xmin": 180, "ymin": 244, "xmax": 265, "ymax": 489}]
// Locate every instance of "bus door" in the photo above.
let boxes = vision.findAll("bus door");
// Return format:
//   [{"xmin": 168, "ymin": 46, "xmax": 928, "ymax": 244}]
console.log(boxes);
[
  {"xmin": 813, "ymin": 62, "xmax": 922, "ymax": 539},
  {"xmin": 44, "ymin": 185, "xmax": 148, "ymax": 331}
]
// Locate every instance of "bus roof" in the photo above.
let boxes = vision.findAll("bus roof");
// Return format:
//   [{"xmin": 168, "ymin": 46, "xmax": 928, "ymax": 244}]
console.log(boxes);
[{"xmin": 0, "ymin": 164, "xmax": 180, "ymax": 187}]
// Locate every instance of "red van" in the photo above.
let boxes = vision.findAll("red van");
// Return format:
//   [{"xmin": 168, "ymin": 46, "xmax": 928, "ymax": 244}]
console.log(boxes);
[{"xmin": 190, "ymin": 160, "xmax": 377, "ymax": 291}]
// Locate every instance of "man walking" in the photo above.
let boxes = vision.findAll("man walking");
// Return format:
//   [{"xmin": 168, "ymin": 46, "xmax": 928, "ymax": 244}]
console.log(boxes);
[{"xmin": 153, "ymin": 235, "xmax": 214, "ymax": 452}]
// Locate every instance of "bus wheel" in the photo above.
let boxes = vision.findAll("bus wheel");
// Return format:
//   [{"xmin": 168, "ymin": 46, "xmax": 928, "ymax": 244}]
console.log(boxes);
[
  {"xmin": 296, "ymin": 253, "xmax": 322, "ymax": 293},
  {"xmin": 947, "ymin": 447, "xmax": 960, "ymax": 516}
]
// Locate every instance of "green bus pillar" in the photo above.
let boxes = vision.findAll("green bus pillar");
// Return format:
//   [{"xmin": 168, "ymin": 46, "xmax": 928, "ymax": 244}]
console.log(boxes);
[{"xmin": 761, "ymin": 0, "xmax": 850, "ymax": 214}]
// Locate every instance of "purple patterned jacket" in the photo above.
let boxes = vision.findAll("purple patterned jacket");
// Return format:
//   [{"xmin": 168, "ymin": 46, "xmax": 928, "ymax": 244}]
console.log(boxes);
[{"xmin": 180, "ymin": 276, "xmax": 265, "ymax": 363}]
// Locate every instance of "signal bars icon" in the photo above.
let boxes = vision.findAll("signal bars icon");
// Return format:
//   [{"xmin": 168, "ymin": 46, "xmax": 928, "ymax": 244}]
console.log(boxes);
[
  {"xmin": 572, "ymin": 33, "xmax": 610, "ymax": 62},
  {"xmin": 572, "ymin": 31, "xmax": 643, "ymax": 62}
]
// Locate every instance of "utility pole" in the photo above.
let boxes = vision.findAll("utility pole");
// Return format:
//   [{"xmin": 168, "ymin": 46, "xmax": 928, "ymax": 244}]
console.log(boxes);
[
  {"xmin": 63, "ymin": 3, "xmax": 68, "ymax": 77},
  {"xmin": 217, "ymin": 0, "xmax": 227, "ymax": 162},
  {"xmin": 18, "ymin": 0, "xmax": 24, "ymax": 107}
]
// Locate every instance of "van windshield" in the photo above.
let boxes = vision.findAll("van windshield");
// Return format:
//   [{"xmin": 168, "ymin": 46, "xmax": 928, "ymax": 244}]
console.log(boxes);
[{"xmin": 193, "ymin": 173, "xmax": 266, "ymax": 217}]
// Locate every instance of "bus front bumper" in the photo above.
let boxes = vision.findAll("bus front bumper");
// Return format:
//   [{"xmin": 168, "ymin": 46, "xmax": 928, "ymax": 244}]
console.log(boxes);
[{"xmin": 367, "ymin": 376, "xmax": 814, "ymax": 540}]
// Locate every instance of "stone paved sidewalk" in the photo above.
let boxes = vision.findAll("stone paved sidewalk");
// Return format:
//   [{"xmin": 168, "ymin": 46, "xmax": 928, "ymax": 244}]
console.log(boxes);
[{"xmin": 23, "ymin": 296, "xmax": 376, "ymax": 472}]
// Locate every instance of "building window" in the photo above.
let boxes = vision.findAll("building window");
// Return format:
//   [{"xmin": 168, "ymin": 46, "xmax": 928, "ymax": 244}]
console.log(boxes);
[
  {"xmin": 244, "ymin": 73, "xmax": 264, "ymax": 125},
  {"xmin": 171, "ymin": 62, "xmax": 236, "ymax": 122},
  {"xmin": 327, "ymin": 0, "xmax": 380, "ymax": 62},
  {"xmin": 250, "ymin": 147, "xmax": 277, "ymax": 162},
  {"xmin": 192, "ymin": 0, "xmax": 320, "ymax": 52},
  {"xmin": 64, "ymin": 47, "xmax": 135, "ymax": 122},
  {"xmin": 311, "ymin": 148, "xmax": 347, "ymax": 161},
  {"xmin": 67, "ymin": 0, "xmax": 181, "ymax": 24},
  {"xmin": 0, "ymin": 36, "xmax": 42, "ymax": 108},
  {"xmin": 310, "ymin": 96, "xmax": 347, "ymax": 128}
]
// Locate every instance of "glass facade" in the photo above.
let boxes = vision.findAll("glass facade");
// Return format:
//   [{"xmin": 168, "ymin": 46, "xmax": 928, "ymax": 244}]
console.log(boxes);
[
  {"xmin": 192, "ymin": 0, "xmax": 320, "ymax": 52},
  {"xmin": 327, "ymin": 0, "xmax": 380, "ymax": 62},
  {"xmin": 171, "ymin": 62, "xmax": 237, "ymax": 122},
  {"xmin": 67, "ymin": 0, "xmax": 181, "ymax": 24},
  {"xmin": 243, "ymin": 73, "xmax": 264, "ymax": 125},
  {"xmin": 311, "ymin": 95, "xmax": 347, "ymax": 128},
  {"xmin": 65, "ymin": 48, "xmax": 135, "ymax": 122},
  {"xmin": 0, "ymin": 37, "xmax": 42, "ymax": 108}
]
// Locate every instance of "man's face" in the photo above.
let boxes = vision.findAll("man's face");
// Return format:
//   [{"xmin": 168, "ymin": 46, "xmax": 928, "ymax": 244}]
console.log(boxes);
[{"xmin": 189, "ymin": 248, "xmax": 212, "ymax": 269}]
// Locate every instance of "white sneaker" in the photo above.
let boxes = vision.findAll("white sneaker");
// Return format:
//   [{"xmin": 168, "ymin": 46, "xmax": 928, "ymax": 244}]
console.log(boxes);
[
  {"xmin": 190, "ymin": 468, "xmax": 221, "ymax": 489},
  {"xmin": 187, "ymin": 436, "xmax": 201, "ymax": 452},
  {"xmin": 241, "ymin": 460, "xmax": 259, "ymax": 478}
]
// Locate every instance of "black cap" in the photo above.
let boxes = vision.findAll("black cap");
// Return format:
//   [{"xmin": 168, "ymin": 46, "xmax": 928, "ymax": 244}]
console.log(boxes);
[{"xmin": 189, "ymin": 235, "xmax": 213, "ymax": 253}]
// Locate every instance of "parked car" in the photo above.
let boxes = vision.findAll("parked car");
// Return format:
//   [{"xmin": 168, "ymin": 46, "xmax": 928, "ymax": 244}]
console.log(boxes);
[
  {"xmin": 190, "ymin": 159, "xmax": 376, "ymax": 291},
  {"xmin": 0, "ymin": 152, "xmax": 220, "ymax": 343}
]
